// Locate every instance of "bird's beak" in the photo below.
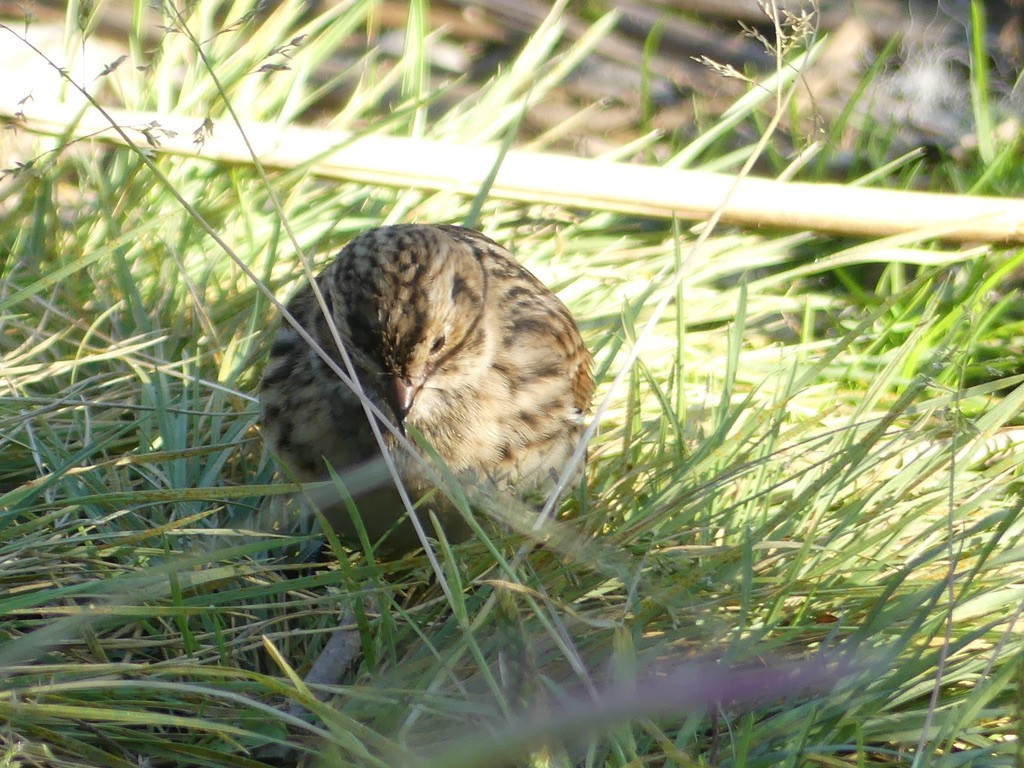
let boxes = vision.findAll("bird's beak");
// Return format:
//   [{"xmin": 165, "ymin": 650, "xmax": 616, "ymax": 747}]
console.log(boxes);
[{"xmin": 388, "ymin": 376, "xmax": 419, "ymax": 431}]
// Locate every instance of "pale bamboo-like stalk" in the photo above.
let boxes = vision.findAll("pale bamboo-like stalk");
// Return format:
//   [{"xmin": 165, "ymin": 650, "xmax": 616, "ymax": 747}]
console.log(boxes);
[{"xmin": 5, "ymin": 99, "xmax": 1024, "ymax": 244}]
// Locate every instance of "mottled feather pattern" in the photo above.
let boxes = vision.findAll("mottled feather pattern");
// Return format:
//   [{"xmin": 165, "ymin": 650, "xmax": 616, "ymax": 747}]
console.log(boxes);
[{"xmin": 259, "ymin": 224, "xmax": 593, "ymax": 552}]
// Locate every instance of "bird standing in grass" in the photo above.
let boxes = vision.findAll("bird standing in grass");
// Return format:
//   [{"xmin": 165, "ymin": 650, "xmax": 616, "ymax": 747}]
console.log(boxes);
[{"xmin": 259, "ymin": 223, "xmax": 593, "ymax": 553}]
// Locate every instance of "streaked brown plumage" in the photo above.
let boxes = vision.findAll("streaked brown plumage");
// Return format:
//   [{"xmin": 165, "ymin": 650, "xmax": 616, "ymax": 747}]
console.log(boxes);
[{"xmin": 259, "ymin": 224, "xmax": 592, "ymax": 552}]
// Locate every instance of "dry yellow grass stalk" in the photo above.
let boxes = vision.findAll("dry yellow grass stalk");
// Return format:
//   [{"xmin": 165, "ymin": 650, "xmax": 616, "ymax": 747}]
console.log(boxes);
[{"xmin": 5, "ymin": 99, "xmax": 1024, "ymax": 244}]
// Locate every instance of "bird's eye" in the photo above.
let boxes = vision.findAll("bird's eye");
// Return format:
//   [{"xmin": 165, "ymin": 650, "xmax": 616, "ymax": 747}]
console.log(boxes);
[{"xmin": 430, "ymin": 335, "xmax": 446, "ymax": 355}]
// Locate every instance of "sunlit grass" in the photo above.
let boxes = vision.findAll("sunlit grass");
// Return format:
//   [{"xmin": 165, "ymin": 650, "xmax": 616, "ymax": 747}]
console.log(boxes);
[{"xmin": 1, "ymin": 1, "xmax": 1023, "ymax": 767}]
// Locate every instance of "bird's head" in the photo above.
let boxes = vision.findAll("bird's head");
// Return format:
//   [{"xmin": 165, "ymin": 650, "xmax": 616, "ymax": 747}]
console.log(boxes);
[{"xmin": 328, "ymin": 225, "xmax": 494, "ymax": 428}]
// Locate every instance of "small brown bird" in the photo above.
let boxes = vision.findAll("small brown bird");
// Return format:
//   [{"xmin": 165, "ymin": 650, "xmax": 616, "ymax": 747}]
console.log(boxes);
[{"xmin": 259, "ymin": 224, "xmax": 593, "ymax": 553}]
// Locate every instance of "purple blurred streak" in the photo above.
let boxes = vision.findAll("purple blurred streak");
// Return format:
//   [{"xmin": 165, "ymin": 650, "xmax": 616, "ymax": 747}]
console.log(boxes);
[{"xmin": 415, "ymin": 651, "xmax": 862, "ymax": 768}]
